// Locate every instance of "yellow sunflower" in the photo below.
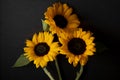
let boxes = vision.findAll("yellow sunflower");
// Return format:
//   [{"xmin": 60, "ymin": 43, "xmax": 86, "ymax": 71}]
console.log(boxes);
[
  {"xmin": 59, "ymin": 28, "xmax": 96, "ymax": 67},
  {"xmin": 24, "ymin": 32, "xmax": 60, "ymax": 68},
  {"xmin": 44, "ymin": 2, "xmax": 80, "ymax": 34}
]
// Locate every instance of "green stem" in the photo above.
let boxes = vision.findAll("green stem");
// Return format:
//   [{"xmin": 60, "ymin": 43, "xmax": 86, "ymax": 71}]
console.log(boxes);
[
  {"xmin": 55, "ymin": 59, "xmax": 62, "ymax": 80},
  {"xmin": 43, "ymin": 67, "xmax": 55, "ymax": 80},
  {"xmin": 75, "ymin": 66, "xmax": 84, "ymax": 80}
]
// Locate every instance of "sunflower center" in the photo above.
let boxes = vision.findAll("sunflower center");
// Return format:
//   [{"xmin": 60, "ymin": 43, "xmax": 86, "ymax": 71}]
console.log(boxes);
[
  {"xmin": 68, "ymin": 38, "xmax": 86, "ymax": 55},
  {"xmin": 53, "ymin": 15, "xmax": 68, "ymax": 28},
  {"xmin": 34, "ymin": 43, "xmax": 50, "ymax": 56}
]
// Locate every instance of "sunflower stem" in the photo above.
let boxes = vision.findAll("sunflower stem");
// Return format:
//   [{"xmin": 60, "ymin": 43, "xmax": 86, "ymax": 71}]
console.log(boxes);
[
  {"xmin": 75, "ymin": 66, "xmax": 83, "ymax": 80},
  {"xmin": 55, "ymin": 58, "xmax": 62, "ymax": 80},
  {"xmin": 43, "ymin": 67, "xmax": 55, "ymax": 80}
]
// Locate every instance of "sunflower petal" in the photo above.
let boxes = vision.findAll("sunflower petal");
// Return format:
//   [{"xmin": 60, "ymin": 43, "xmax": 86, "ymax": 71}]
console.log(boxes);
[
  {"xmin": 85, "ymin": 37, "xmax": 95, "ymax": 45},
  {"xmin": 38, "ymin": 32, "xmax": 45, "ymax": 42},
  {"xmin": 52, "ymin": 3, "xmax": 58, "ymax": 14},
  {"xmin": 43, "ymin": 55, "xmax": 49, "ymax": 62},
  {"xmin": 44, "ymin": 32, "xmax": 50, "ymax": 42},
  {"xmin": 26, "ymin": 40, "xmax": 34, "ymax": 47},
  {"xmin": 57, "ymin": 2, "xmax": 63, "ymax": 15},
  {"xmin": 46, "ymin": 33, "xmax": 54, "ymax": 45},
  {"xmin": 82, "ymin": 31, "xmax": 91, "ymax": 40},
  {"xmin": 73, "ymin": 61, "xmax": 78, "ymax": 67},
  {"xmin": 47, "ymin": 7, "xmax": 54, "ymax": 18},
  {"xmin": 67, "ymin": 14, "xmax": 78, "ymax": 21},
  {"xmin": 90, "ymin": 48, "xmax": 96, "ymax": 52},
  {"xmin": 80, "ymin": 31, "xmax": 87, "ymax": 37},
  {"xmin": 64, "ymin": 8, "xmax": 73, "ymax": 17},
  {"xmin": 40, "ymin": 60, "xmax": 47, "ymax": 68},
  {"xmin": 32, "ymin": 33, "xmax": 38, "ymax": 44},
  {"xmin": 24, "ymin": 47, "xmax": 32, "ymax": 52},
  {"xmin": 63, "ymin": 3, "xmax": 69, "ymax": 14},
  {"xmin": 80, "ymin": 55, "xmax": 88, "ymax": 66},
  {"xmin": 76, "ymin": 29, "xmax": 82, "ymax": 38},
  {"xmin": 48, "ymin": 55, "xmax": 54, "ymax": 61},
  {"xmin": 34, "ymin": 59, "xmax": 39, "ymax": 68},
  {"xmin": 68, "ymin": 57, "xmax": 74, "ymax": 64},
  {"xmin": 85, "ymin": 50, "xmax": 94, "ymax": 55},
  {"xmin": 67, "ymin": 23, "xmax": 79, "ymax": 28},
  {"xmin": 86, "ymin": 45, "xmax": 95, "ymax": 50}
]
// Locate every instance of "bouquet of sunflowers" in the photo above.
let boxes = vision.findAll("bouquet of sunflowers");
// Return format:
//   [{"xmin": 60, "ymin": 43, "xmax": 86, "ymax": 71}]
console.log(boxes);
[{"xmin": 13, "ymin": 2, "xmax": 106, "ymax": 80}]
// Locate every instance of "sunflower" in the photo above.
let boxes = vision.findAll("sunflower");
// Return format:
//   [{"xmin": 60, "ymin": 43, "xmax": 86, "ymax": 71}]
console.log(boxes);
[
  {"xmin": 44, "ymin": 2, "xmax": 80, "ymax": 34},
  {"xmin": 59, "ymin": 28, "xmax": 96, "ymax": 67},
  {"xmin": 24, "ymin": 32, "xmax": 60, "ymax": 68}
]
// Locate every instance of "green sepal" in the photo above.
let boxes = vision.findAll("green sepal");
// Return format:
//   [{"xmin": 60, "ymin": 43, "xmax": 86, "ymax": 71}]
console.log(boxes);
[
  {"xmin": 96, "ymin": 42, "xmax": 108, "ymax": 54},
  {"xmin": 12, "ymin": 54, "xmax": 30, "ymax": 67},
  {"xmin": 41, "ymin": 19, "xmax": 49, "ymax": 31}
]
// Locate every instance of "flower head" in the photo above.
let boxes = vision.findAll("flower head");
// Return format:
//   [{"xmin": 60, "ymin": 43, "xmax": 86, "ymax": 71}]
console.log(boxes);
[
  {"xmin": 24, "ymin": 32, "xmax": 60, "ymax": 68},
  {"xmin": 44, "ymin": 2, "xmax": 80, "ymax": 34},
  {"xmin": 59, "ymin": 28, "xmax": 96, "ymax": 67}
]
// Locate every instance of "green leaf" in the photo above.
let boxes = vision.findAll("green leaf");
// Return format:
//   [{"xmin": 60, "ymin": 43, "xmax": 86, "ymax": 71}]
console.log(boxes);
[
  {"xmin": 96, "ymin": 42, "xmax": 108, "ymax": 54},
  {"xmin": 12, "ymin": 54, "xmax": 30, "ymax": 67},
  {"xmin": 41, "ymin": 19, "xmax": 49, "ymax": 31}
]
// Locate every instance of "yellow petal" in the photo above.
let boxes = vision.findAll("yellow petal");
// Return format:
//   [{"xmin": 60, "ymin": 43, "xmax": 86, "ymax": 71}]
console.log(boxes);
[
  {"xmin": 67, "ymin": 14, "xmax": 78, "ymax": 21},
  {"xmin": 43, "ymin": 55, "xmax": 49, "ymax": 62},
  {"xmin": 39, "ymin": 62, "xmax": 44, "ymax": 68},
  {"xmin": 76, "ymin": 29, "xmax": 82, "ymax": 38},
  {"xmin": 47, "ymin": 7, "xmax": 54, "ymax": 18},
  {"xmin": 38, "ymin": 32, "xmax": 45, "ymax": 42},
  {"xmin": 90, "ymin": 48, "xmax": 96, "ymax": 52},
  {"xmin": 84, "ymin": 50, "xmax": 94, "ymax": 55},
  {"xmin": 68, "ymin": 57, "xmax": 74, "ymax": 64},
  {"xmin": 64, "ymin": 8, "xmax": 73, "ymax": 17},
  {"xmin": 57, "ymin": 3, "xmax": 63, "ymax": 15},
  {"xmin": 34, "ymin": 59, "xmax": 39, "ymax": 68},
  {"xmin": 70, "ymin": 20, "xmax": 80, "ymax": 25},
  {"xmin": 52, "ymin": 3, "xmax": 58, "ymax": 14},
  {"xmin": 48, "ymin": 55, "xmax": 54, "ymax": 61},
  {"xmin": 40, "ymin": 60, "xmax": 47, "ymax": 68},
  {"xmin": 90, "ymin": 43, "xmax": 96, "ymax": 46},
  {"xmin": 50, "ymin": 42, "xmax": 59, "ymax": 49},
  {"xmin": 67, "ymin": 23, "xmax": 79, "ymax": 28},
  {"xmin": 59, "ymin": 38, "xmax": 67, "ymax": 45},
  {"xmin": 73, "ymin": 61, "xmax": 78, "ymax": 67},
  {"xmin": 53, "ymin": 3, "xmax": 59, "ymax": 10},
  {"xmin": 74, "ymin": 56, "xmax": 81, "ymax": 64},
  {"xmin": 29, "ymin": 57, "xmax": 34, "ymax": 61},
  {"xmin": 24, "ymin": 47, "xmax": 32, "ymax": 52},
  {"xmin": 82, "ymin": 31, "xmax": 91, "ymax": 40},
  {"xmin": 85, "ymin": 37, "xmax": 95, "ymax": 45},
  {"xmin": 44, "ymin": 20, "xmax": 50, "ymax": 24},
  {"xmin": 86, "ymin": 45, "xmax": 94, "ymax": 50},
  {"xmin": 80, "ymin": 31, "xmax": 87, "ymax": 37},
  {"xmin": 63, "ymin": 3, "xmax": 69, "ymax": 14},
  {"xmin": 26, "ymin": 40, "xmax": 34, "ymax": 47},
  {"xmin": 32, "ymin": 33, "xmax": 38, "ymax": 44},
  {"xmin": 73, "ymin": 31, "xmax": 77, "ymax": 37},
  {"xmin": 46, "ymin": 33, "xmax": 54, "ymax": 45},
  {"xmin": 75, "ymin": 56, "xmax": 80, "ymax": 62},
  {"xmin": 49, "ymin": 51, "xmax": 57, "ymax": 58},
  {"xmin": 80, "ymin": 55, "xmax": 88, "ymax": 66},
  {"xmin": 59, "ymin": 32, "xmax": 67, "ymax": 39},
  {"xmin": 44, "ymin": 32, "xmax": 53, "ymax": 44}
]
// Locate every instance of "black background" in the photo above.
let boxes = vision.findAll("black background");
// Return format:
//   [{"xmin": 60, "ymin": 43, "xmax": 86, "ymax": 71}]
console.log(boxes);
[{"xmin": 1, "ymin": 0, "xmax": 120, "ymax": 80}]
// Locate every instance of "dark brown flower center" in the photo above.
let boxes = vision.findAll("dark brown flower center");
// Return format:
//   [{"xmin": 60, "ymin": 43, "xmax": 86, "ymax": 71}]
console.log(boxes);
[
  {"xmin": 68, "ymin": 38, "xmax": 86, "ymax": 55},
  {"xmin": 53, "ymin": 15, "xmax": 68, "ymax": 28},
  {"xmin": 34, "ymin": 43, "xmax": 50, "ymax": 56}
]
